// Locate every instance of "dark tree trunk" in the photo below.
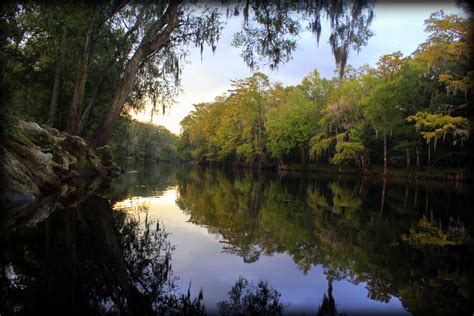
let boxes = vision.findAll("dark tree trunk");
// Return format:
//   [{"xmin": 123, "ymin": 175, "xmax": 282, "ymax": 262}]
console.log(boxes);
[
  {"xmin": 380, "ymin": 177, "xmax": 386, "ymax": 215},
  {"xmin": 77, "ymin": 9, "xmax": 144, "ymax": 136},
  {"xmin": 78, "ymin": 76, "xmax": 104, "ymax": 136},
  {"xmin": 406, "ymin": 147, "xmax": 410, "ymax": 172},
  {"xmin": 416, "ymin": 145, "xmax": 420, "ymax": 169},
  {"xmin": 413, "ymin": 185, "xmax": 418, "ymax": 208},
  {"xmin": 383, "ymin": 130, "xmax": 388, "ymax": 176},
  {"xmin": 48, "ymin": 58, "xmax": 62, "ymax": 127},
  {"xmin": 89, "ymin": 1, "xmax": 181, "ymax": 148},
  {"xmin": 403, "ymin": 182, "xmax": 409, "ymax": 207},
  {"xmin": 427, "ymin": 142, "xmax": 431, "ymax": 170},
  {"xmin": 67, "ymin": 11, "xmax": 97, "ymax": 134},
  {"xmin": 48, "ymin": 27, "xmax": 66, "ymax": 127},
  {"xmin": 360, "ymin": 156, "xmax": 369, "ymax": 175}
]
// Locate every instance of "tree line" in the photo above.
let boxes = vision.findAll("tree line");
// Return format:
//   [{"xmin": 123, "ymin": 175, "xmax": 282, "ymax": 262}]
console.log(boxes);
[
  {"xmin": 109, "ymin": 115, "xmax": 178, "ymax": 161},
  {"xmin": 1, "ymin": 1, "xmax": 374, "ymax": 148},
  {"xmin": 178, "ymin": 10, "xmax": 473, "ymax": 174}
]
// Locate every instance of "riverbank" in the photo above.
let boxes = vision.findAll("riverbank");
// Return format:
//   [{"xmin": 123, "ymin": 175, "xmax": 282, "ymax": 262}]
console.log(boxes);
[
  {"xmin": 0, "ymin": 116, "xmax": 123, "ymax": 207},
  {"xmin": 279, "ymin": 163, "xmax": 471, "ymax": 182},
  {"xmin": 193, "ymin": 161, "xmax": 472, "ymax": 182}
]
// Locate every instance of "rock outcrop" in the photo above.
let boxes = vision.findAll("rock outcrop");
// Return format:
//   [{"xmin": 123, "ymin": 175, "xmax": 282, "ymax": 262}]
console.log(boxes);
[{"xmin": 0, "ymin": 116, "xmax": 122, "ymax": 206}]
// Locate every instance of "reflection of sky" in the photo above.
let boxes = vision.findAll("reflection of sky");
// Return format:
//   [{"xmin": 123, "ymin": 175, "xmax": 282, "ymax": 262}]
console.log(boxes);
[
  {"xmin": 125, "ymin": 188, "xmax": 409, "ymax": 314},
  {"xmin": 131, "ymin": 2, "xmax": 465, "ymax": 134}
]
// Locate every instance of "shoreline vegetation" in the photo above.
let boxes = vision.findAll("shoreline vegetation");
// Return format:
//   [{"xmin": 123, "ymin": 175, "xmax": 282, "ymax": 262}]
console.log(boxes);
[
  {"xmin": 187, "ymin": 161, "xmax": 472, "ymax": 183},
  {"xmin": 177, "ymin": 12, "xmax": 473, "ymax": 179}
]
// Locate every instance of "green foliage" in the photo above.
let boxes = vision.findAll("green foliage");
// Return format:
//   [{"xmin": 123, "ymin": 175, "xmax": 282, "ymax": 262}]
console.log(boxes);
[
  {"xmin": 1, "ymin": 1, "xmax": 377, "ymax": 147},
  {"xmin": 330, "ymin": 141, "xmax": 365, "ymax": 165},
  {"xmin": 179, "ymin": 8, "xmax": 472, "ymax": 171},
  {"xmin": 406, "ymin": 112, "xmax": 470, "ymax": 149},
  {"xmin": 416, "ymin": 11, "xmax": 473, "ymax": 102},
  {"xmin": 109, "ymin": 116, "xmax": 178, "ymax": 161},
  {"xmin": 178, "ymin": 73, "xmax": 272, "ymax": 164},
  {"xmin": 2, "ymin": 2, "xmax": 471, "ymax": 170},
  {"xmin": 265, "ymin": 85, "xmax": 319, "ymax": 159}
]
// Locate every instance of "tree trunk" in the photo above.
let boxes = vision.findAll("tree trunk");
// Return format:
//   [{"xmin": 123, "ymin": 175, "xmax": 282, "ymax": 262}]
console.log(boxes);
[
  {"xmin": 403, "ymin": 182, "xmax": 409, "ymax": 207},
  {"xmin": 89, "ymin": 1, "xmax": 181, "ymax": 148},
  {"xmin": 427, "ymin": 142, "xmax": 431, "ymax": 170},
  {"xmin": 77, "ymin": 75, "xmax": 104, "ymax": 135},
  {"xmin": 301, "ymin": 145, "xmax": 305, "ymax": 163},
  {"xmin": 48, "ymin": 27, "xmax": 66, "ymax": 127},
  {"xmin": 380, "ymin": 177, "xmax": 386, "ymax": 215},
  {"xmin": 66, "ymin": 11, "xmax": 97, "ymax": 134},
  {"xmin": 406, "ymin": 147, "xmax": 410, "ymax": 172},
  {"xmin": 416, "ymin": 145, "xmax": 420, "ymax": 169},
  {"xmin": 383, "ymin": 130, "xmax": 388, "ymax": 176},
  {"xmin": 66, "ymin": 11, "xmax": 97, "ymax": 133},
  {"xmin": 413, "ymin": 185, "xmax": 418, "ymax": 208},
  {"xmin": 257, "ymin": 120, "xmax": 263, "ymax": 158},
  {"xmin": 77, "ymin": 10, "xmax": 144, "ymax": 136},
  {"xmin": 364, "ymin": 153, "xmax": 371, "ymax": 175},
  {"xmin": 360, "ymin": 155, "xmax": 370, "ymax": 175}
]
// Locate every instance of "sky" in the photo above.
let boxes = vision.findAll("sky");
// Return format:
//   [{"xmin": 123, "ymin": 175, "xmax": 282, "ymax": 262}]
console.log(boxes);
[{"xmin": 131, "ymin": 2, "xmax": 466, "ymax": 134}]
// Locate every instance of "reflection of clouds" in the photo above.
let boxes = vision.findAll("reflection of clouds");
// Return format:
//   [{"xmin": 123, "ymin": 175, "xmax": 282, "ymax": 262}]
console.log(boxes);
[
  {"xmin": 114, "ymin": 188, "xmax": 178, "ymax": 210},
  {"xmin": 114, "ymin": 196, "xmax": 152, "ymax": 210}
]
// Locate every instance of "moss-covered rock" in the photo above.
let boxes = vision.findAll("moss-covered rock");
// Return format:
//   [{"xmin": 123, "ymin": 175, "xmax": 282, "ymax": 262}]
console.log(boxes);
[{"xmin": 0, "ymin": 117, "xmax": 123, "ymax": 207}]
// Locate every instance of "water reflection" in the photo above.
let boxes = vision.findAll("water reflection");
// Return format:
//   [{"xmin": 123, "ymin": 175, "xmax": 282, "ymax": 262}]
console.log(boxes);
[
  {"xmin": 0, "ymin": 163, "xmax": 204, "ymax": 314},
  {"xmin": 175, "ymin": 165, "xmax": 473, "ymax": 315},
  {"xmin": 1, "ymin": 162, "xmax": 473, "ymax": 315}
]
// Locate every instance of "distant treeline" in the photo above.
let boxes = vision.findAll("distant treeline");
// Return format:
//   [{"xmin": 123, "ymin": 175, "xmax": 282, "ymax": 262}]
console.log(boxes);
[
  {"xmin": 110, "ymin": 116, "xmax": 178, "ymax": 161},
  {"xmin": 178, "ymin": 11, "xmax": 473, "ymax": 174}
]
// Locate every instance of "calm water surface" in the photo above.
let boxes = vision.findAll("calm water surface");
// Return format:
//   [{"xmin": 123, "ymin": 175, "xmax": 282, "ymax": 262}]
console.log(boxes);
[{"xmin": 1, "ymin": 162, "xmax": 473, "ymax": 315}]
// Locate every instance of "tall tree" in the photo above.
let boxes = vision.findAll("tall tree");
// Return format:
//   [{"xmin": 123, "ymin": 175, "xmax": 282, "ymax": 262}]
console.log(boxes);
[{"xmin": 87, "ymin": 0, "xmax": 375, "ymax": 147}]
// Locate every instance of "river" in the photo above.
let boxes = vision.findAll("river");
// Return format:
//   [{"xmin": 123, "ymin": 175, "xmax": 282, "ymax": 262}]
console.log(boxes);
[{"xmin": 1, "ymin": 162, "xmax": 472, "ymax": 315}]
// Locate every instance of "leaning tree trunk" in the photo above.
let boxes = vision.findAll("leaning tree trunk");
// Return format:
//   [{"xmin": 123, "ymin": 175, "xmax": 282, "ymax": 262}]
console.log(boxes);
[
  {"xmin": 89, "ymin": 1, "xmax": 181, "ymax": 148},
  {"xmin": 66, "ymin": 11, "xmax": 97, "ymax": 134},
  {"xmin": 77, "ymin": 11, "xmax": 144, "ymax": 136}
]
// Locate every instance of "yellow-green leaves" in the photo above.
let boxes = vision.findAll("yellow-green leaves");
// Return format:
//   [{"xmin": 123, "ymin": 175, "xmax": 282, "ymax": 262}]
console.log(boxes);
[
  {"xmin": 406, "ymin": 112, "xmax": 470, "ymax": 149},
  {"xmin": 330, "ymin": 141, "xmax": 366, "ymax": 165}
]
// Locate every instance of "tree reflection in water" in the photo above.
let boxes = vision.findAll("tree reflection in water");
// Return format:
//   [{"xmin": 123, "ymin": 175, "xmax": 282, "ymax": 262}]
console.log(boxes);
[
  {"xmin": 0, "ymin": 191, "xmax": 205, "ymax": 315},
  {"xmin": 316, "ymin": 279, "xmax": 337, "ymax": 316},
  {"xmin": 1, "ymin": 162, "xmax": 473, "ymax": 315},
  {"xmin": 175, "ymin": 165, "xmax": 474, "ymax": 315},
  {"xmin": 218, "ymin": 276, "xmax": 284, "ymax": 316}
]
